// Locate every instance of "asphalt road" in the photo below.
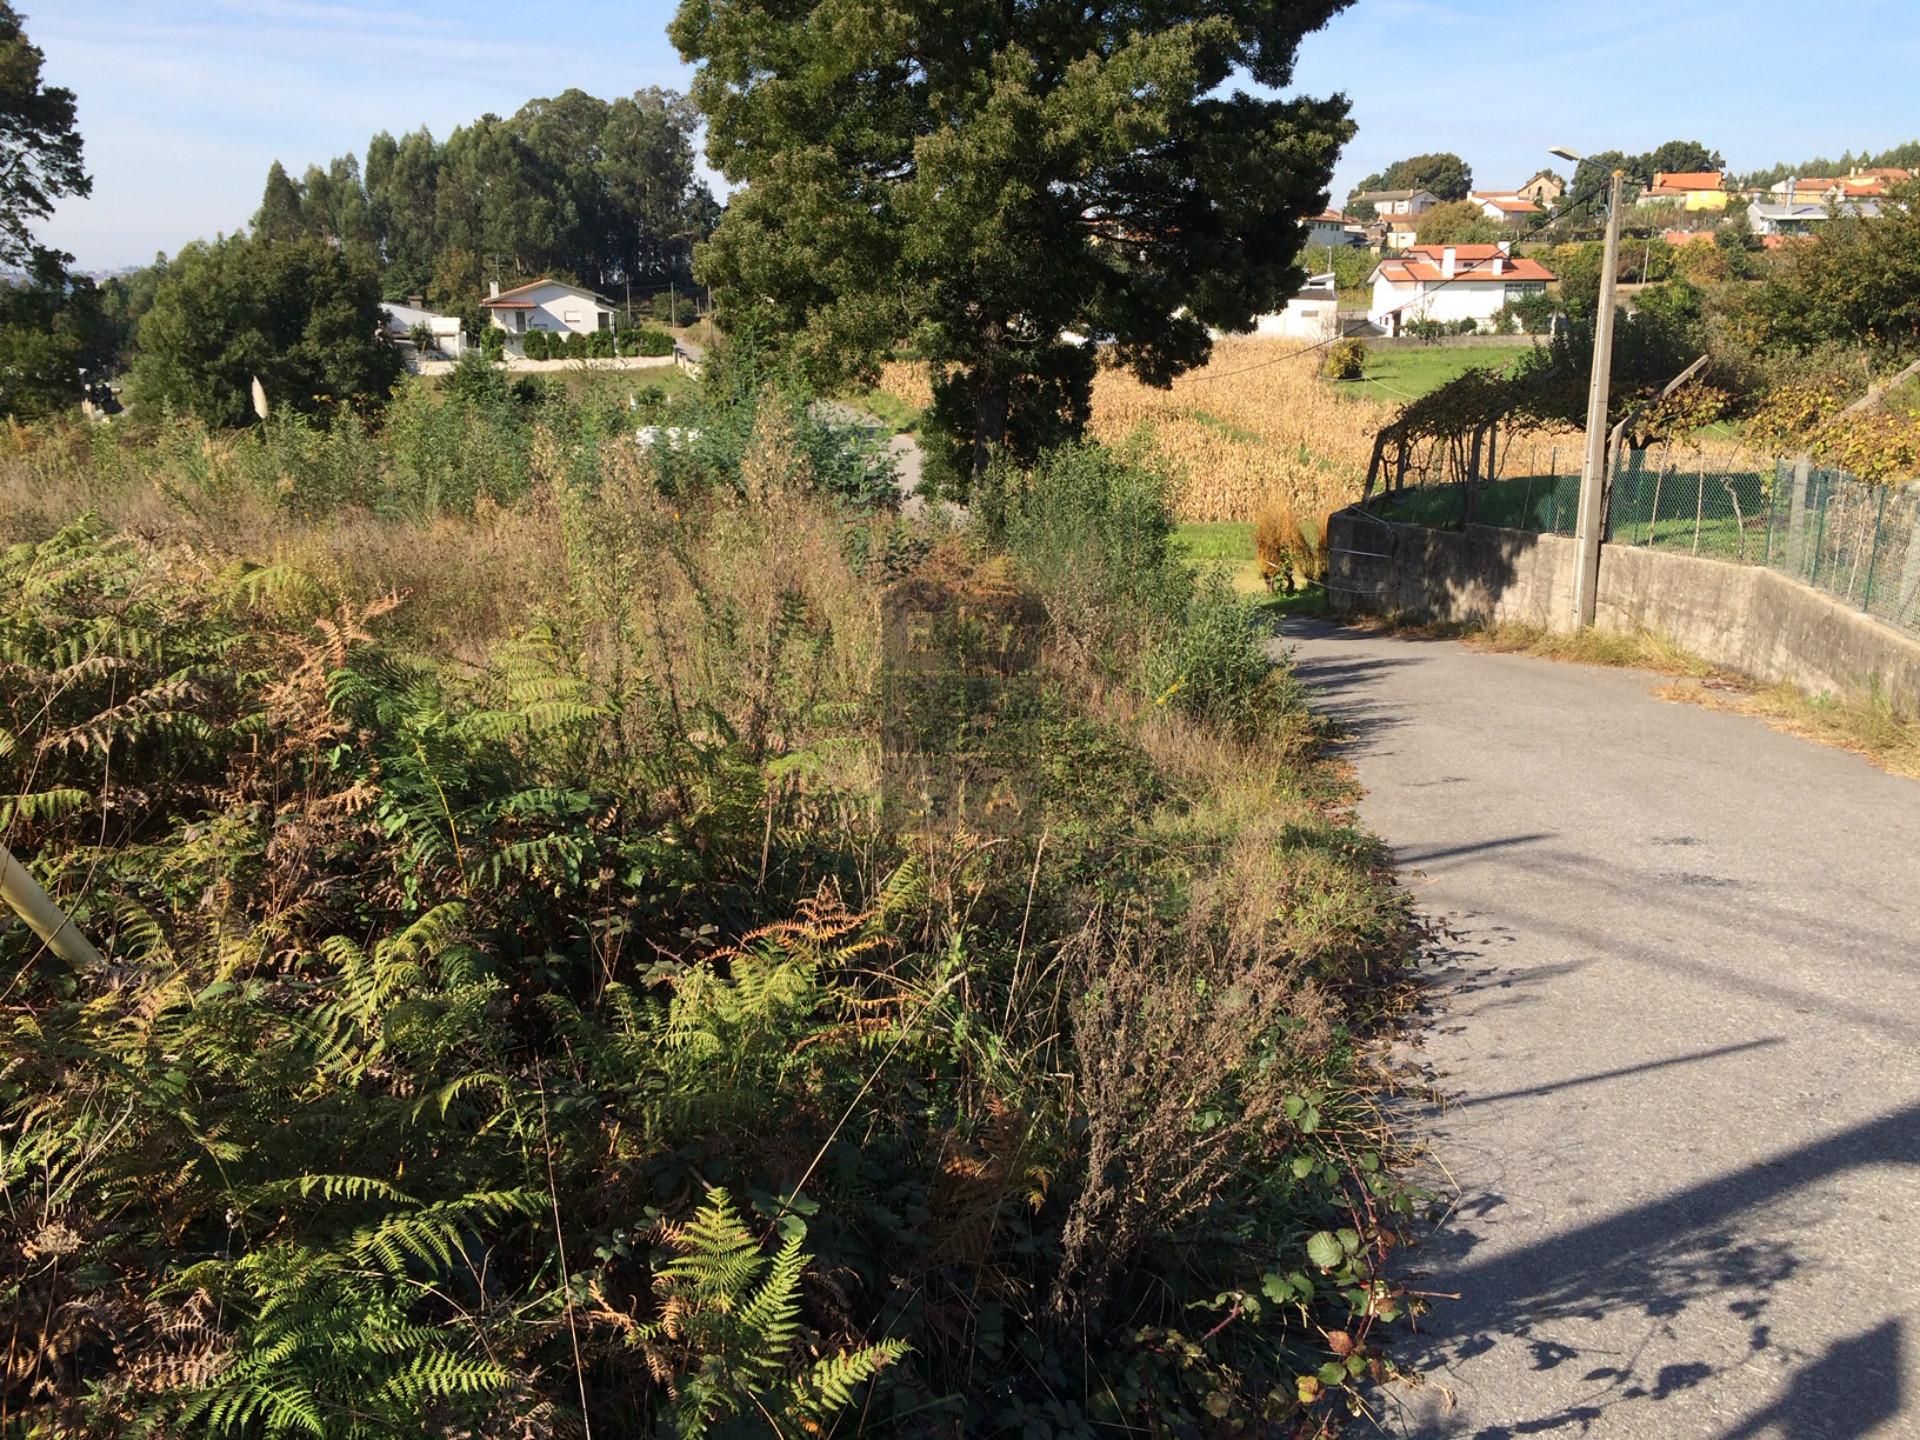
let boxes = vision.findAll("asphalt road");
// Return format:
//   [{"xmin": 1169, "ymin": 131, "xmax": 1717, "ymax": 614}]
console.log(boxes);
[{"xmin": 1277, "ymin": 619, "xmax": 1920, "ymax": 1440}]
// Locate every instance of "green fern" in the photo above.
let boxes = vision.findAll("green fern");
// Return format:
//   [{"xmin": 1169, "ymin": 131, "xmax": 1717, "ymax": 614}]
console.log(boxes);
[{"xmin": 637, "ymin": 1187, "xmax": 907, "ymax": 1438}]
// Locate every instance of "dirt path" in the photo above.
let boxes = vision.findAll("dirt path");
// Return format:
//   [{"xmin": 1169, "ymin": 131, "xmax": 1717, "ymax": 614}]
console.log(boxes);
[{"xmin": 1277, "ymin": 618, "xmax": 1920, "ymax": 1439}]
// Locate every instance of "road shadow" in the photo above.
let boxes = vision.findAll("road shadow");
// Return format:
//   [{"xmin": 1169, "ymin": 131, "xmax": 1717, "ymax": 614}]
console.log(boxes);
[
  {"xmin": 1276, "ymin": 619, "xmax": 1431, "ymax": 746},
  {"xmin": 1392, "ymin": 1100, "xmax": 1920, "ymax": 1437}
]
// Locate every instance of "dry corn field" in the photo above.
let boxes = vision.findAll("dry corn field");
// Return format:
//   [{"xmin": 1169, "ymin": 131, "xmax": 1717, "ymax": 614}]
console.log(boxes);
[{"xmin": 878, "ymin": 345, "xmax": 1769, "ymax": 523}]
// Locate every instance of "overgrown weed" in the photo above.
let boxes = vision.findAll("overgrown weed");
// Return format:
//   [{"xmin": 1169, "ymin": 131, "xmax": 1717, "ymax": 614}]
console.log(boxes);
[{"xmin": 1, "ymin": 384, "xmax": 1421, "ymax": 1435}]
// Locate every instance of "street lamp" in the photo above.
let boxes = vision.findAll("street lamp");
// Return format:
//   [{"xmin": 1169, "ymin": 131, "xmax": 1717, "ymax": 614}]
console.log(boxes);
[{"xmin": 1551, "ymin": 145, "xmax": 1625, "ymax": 627}]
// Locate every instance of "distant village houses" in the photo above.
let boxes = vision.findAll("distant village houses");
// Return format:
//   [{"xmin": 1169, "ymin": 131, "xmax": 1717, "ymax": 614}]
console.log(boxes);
[{"xmin": 1642, "ymin": 171, "xmax": 1730, "ymax": 210}]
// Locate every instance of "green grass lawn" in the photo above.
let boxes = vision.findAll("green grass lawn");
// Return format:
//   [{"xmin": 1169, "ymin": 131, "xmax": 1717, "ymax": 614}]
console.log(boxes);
[
  {"xmin": 1330, "ymin": 342, "xmax": 1538, "ymax": 407},
  {"xmin": 1174, "ymin": 521, "xmax": 1264, "ymax": 594},
  {"xmin": 1172, "ymin": 520, "xmax": 1331, "ymax": 616}
]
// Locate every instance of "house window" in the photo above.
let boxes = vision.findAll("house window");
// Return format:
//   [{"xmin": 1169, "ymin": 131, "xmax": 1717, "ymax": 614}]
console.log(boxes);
[
  {"xmin": 563, "ymin": 309, "xmax": 582, "ymax": 326},
  {"xmin": 598, "ymin": 312, "xmax": 612, "ymax": 331}
]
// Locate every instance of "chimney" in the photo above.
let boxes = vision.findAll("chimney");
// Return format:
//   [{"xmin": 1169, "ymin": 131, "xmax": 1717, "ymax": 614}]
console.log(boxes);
[
  {"xmin": 1491, "ymin": 254, "xmax": 1504, "ymax": 276},
  {"xmin": 1441, "ymin": 246, "xmax": 1457, "ymax": 278},
  {"xmin": 489, "ymin": 279, "xmax": 501, "ymax": 299},
  {"xmin": 408, "ymin": 293, "xmax": 424, "ymax": 309}
]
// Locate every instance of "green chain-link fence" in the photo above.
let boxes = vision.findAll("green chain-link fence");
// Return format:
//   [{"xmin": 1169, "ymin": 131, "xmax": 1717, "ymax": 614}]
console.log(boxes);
[
  {"xmin": 1607, "ymin": 453, "xmax": 1920, "ymax": 639},
  {"xmin": 1365, "ymin": 450, "xmax": 1920, "ymax": 640}
]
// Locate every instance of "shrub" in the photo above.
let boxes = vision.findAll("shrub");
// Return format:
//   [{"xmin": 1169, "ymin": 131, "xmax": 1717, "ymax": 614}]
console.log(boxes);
[
  {"xmin": 623, "ymin": 326, "xmax": 675, "ymax": 357},
  {"xmin": 1494, "ymin": 291, "xmax": 1560, "ymax": 335},
  {"xmin": 1144, "ymin": 568, "xmax": 1294, "ymax": 734},
  {"xmin": 408, "ymin": 320, "xmax": 434, "ymax": 354},
  {"xmin": 563, "ymin": 329, "xmax": 590, "ymax": 359},
  {"xmin": 587, "ymin": 327, "xmax": 615, "ymax": 359},
  {"xmin": 521, "ymin": 329, "xmax": 550, "ymax": 360},
  {"xmin": 1324, "ymin": 336, "xmax": 1368, "ymax": 380},
  {"xmin": 480, "ymin": 325, "xmax": 505, "ymax": 358}
]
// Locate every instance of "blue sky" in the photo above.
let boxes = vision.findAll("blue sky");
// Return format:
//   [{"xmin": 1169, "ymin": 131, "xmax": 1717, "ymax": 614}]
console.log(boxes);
[{"xmin": 34, "ymin": 0, "xmax": 1920, "ymax": 270}]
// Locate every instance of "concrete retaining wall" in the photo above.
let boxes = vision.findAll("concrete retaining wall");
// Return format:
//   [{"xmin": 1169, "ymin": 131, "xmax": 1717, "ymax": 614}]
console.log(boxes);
[
  {"xmin": 414, "ymin": 353, "xmax": 681, "ymax": 378},
  {"xmin": 1327, "ymin": 508, "xmax": 1920, "ymax": 710}
]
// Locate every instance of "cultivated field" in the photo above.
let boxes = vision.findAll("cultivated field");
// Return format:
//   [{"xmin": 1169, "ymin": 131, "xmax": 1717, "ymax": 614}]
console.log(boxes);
[{"xmin": 881, "ymin": 342, "xmax": 1576, "ymax": 523}]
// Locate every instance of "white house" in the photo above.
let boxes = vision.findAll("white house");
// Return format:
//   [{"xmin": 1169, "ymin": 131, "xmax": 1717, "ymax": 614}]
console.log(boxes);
[
  {"xmin": 1368, "ymin": 243, "xmax": 1555, "ymax": 336},
  {"xmin": 380, "ymin": 299, "xmax": 467, "ymax": 358},
  {"xmin": 480, "ymin": 278, "xmax": 620, "ymax": 351},
  {"xmin": 1302, "ymin": 210, "xmax": 1367, "ymax": 249},
  {"xmin": 1250, "ymin": 273, "xmax": 1340, "ymax": 341},
  {"xmin": 1748, "ymin": 199, "xmax": 1882, "ymax": 238},
  {"xmin": 1472, "ymin": 191, "xmax": 1544, "ymax": 224},
  {"xmin": 1350, "ymin": 188, "xmax": 1440, "ymax": 218}
]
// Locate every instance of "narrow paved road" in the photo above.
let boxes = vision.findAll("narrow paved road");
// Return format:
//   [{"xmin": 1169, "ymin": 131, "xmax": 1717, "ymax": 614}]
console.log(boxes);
[{"xmin": 1277, "ymin": 619, "xmax": 1920, "ymax": 1440}]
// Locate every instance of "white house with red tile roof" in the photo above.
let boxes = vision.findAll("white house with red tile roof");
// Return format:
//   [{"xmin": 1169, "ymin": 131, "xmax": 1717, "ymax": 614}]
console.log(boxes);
[
  {"xmin": 1472, "ymin": 191, "xmax": 1544, "ymax": 223},
  {"xmin": 480, "ymin": 278, "xmax": 620, "ymax": 352},
  {"xmin": 1368, "ymin": 243, "xmax": 1555, "ymax": 335}
]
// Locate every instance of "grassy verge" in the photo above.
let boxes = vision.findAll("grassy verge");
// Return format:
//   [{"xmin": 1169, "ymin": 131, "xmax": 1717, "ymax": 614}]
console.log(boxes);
[
  {"xmin": 1442, "ymin": 621, "xmax": 1920, "ymax": 779},
  {"xmin": 1173, "ymin": 519, "xmax": 1265, "ymax": 593},
  {"xmin": 1173, "ymin": 520, "xmax": 1334, "ymax": 620},
  {"xmin": 835, "ymin": 382, "xmax": 923, "ymax": 433}
]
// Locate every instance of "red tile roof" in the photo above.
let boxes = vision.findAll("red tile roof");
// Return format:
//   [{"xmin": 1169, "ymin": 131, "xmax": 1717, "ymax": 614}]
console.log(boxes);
[
  {"xmin": 1650, "ymin": 171, "xmax": 1726, "ymax": 192},
  {"xmin": 480, "ymin": 277, "xmax": 616, "ymax": 306},
  {"xmin": 1474, "ymin": 192, "xmax": 1543, "ymax": 214},
  {"xmin": 1375, "ymin": 244, "xmax": 1555, "ymax": 285}
]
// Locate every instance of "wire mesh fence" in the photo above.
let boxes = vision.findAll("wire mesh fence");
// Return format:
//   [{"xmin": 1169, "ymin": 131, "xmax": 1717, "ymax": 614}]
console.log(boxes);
[
  {"xmin": 1364, "ymin": 445, "xmax": 1920, "ymax": 640},
  {"xmin": 1364, "ymin": 450, "xmax": 1585, "ymax": 538},
  {"xmin": 1607, "ymin": 453, "xmax": 1920, "ymax": 639}
]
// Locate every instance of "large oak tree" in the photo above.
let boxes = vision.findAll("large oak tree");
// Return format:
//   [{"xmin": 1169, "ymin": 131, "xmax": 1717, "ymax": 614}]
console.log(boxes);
[{"xmin": 670, "ymin": 0, "xmax": 1356, "ymax": 478}]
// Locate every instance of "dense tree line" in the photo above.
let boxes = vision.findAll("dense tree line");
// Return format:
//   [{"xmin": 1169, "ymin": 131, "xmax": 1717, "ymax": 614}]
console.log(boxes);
[
  {"xmin": 1734, "ymin": 139, "xmax": 1920, "ymax": 190},
  {"xmin": 252, "ymin": 88, "xmax": 720, "ymax": 311}
]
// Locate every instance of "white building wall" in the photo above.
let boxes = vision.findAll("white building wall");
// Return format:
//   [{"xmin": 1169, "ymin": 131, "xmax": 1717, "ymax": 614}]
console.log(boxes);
[
  {"xmin": 1304, "ymin": 219, "xmax": 1363, "ymax": 249},
  {"xmin": 1253, "ymin": 291, "xmax": 1339, "ymax": 341},
  {"xmin": 1370, "ymin": 279, "xmax": 1523, "ymax": 334},
  {"xmin": 489, "ymin": 283, "xmax": 618, "ymax": 339}
]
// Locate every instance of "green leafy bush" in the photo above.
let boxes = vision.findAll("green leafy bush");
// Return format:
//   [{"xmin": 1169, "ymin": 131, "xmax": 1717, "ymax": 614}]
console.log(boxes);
[
  {"xmin": 521, "ymin": 328, "xmax": 551, "ymax": 360},
  {"xmin": 563, "ymin": 329, "xmax": 590, "ymax": 359},
  {"xmin": 651, "ymin": 290, "xmax": 698, "ymax": 327},
  {"xmin": 587, "ymin": 326, "xmax": 614, "ymax": 358},
  {"xmin": 623, "ymin": 325, "xmax": 675, "ymax": 357}
]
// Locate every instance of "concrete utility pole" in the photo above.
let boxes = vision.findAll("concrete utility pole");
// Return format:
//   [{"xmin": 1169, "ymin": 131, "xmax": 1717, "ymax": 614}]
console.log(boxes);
[{"xmin": 1572, "ymin": 169, "xmax": 1626, "ymax": 627}]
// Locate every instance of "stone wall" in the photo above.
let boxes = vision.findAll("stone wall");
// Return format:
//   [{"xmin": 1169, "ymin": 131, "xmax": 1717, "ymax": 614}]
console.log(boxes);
[{"xmin": 1326, "ymin": 509, "xmax": 1920, "ymax": 710}]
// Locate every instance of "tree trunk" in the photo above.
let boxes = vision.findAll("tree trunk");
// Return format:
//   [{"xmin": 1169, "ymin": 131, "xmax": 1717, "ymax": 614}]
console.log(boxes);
[
  {"xmin": 972, "ymin": 377, "xmax": 1009, "ymax": 483},
  {"xmin": 971, "ymin": 323, "xmax": 1010, "ymax": 483}
]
